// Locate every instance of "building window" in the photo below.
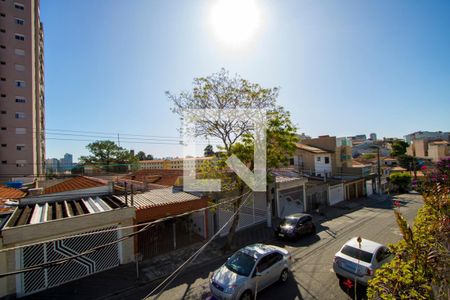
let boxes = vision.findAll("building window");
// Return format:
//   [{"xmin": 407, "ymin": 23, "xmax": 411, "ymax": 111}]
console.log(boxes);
[
  {"xmin": 15, "ymin": 64, "xmax": 25, "ymax": 71},
  {"xmin": 16, "ymin": 144, "xmax": 25, "ymax": 150},
  {"xmin": 0, "ymin": 29, "xmax": 5, "ymax": 33},
  {"xmin": 0, "ymin": 13, "xmax": 5, "ymax": 17},
  {"xmin": 0, "ymin": 61, "xmax": 5, "ymax": 65},
  {"xmin": 15, "ymin": 18, "xmax": 24, "ymax": 25},
  {"xmin": 15, "ymin": 34, "xmax": 25, "ymax": 41},
  {"xmin": 1, "ymin": 160, "xmax": 7, "ymax": 164},
  {"xmin": 0, "ymin": 77, "xmax": 5, "ymax": 81},
  {"xmin": 0, "ymin": 45, "xmax": 5, "ymax": 49},
  {"xmin": 325, "ymin": 157, "xmax": 330, "ymax": 164},
  {"xmin": 14, "ymin": 3, "xmax": 25, "ymax": 10},
  {"xmin": 15, "ymin": 112, "xmax": 25, "ymax": 119},
  {"xmin": 1, "ymin": 94, "xmax": 5, "ymax": 97},
  {"xmin": 1, "ymin": 111, "xmax": 6, "ymax": 114},
  {"xmin": 317, "ymin": 157, "xmax": 321, "ymax": 162},
  {"xmin": 15, "ymin": 80, "xmax": 25, "ymax": 88},
  {"xmin": 14, "ymin": 48, "xmax": 25, "ymax": 56},
  {"xmin": 16, "ymin": 160, "xmax": 26, "ymax": 167},
  {"xmin": 1, "ymin": 144, "xmax": 6, "ymax": 147},
  {"xmin": 15, "ymin": 97, "xmax": 26, "ymax": 103},
  {"xmin": 15, "ymin": 127, "xmax": 26, "ymax": 134},
  {"xmin": 1, "ymin": 127, "xmax": 6, "ymax": 130}
]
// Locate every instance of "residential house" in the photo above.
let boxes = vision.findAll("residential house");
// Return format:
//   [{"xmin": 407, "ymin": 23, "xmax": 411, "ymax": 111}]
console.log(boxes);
[
  {"xmin": 116, "ymin": 188, "xmax": 209, "ymax": 259},
  {"xmin": 0, "ymin": 191, "xmax": 135, "ymax": 298},
  {"xmin": 138, "ymin": 157, "xmax": 214, "ymax": 170},
  {"xmin": 292, "ymin": 143, "xmax": 333, "ymax": 178}
]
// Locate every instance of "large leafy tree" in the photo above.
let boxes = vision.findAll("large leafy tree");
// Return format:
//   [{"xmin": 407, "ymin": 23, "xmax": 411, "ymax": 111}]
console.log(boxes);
[
  {"xmin": 391, "ymin": 140, "xmax": 409, "ymax": 157},
  {"xmin": 168, "ymin": 69, "xmax": 298, "ymax": 249},
  {"xmin": 79, "ymin": 140, "xmax": 136, "ymax": 172}
]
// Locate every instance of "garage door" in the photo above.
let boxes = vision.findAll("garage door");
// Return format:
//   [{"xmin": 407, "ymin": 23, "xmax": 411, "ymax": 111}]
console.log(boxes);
[
  {"xmin": 329, "ymin": 184, "xmax": 344, "ymax": 206},
  {"xmin": 17, "ymin": 226, "xmax": 120, "ymax": 297}
]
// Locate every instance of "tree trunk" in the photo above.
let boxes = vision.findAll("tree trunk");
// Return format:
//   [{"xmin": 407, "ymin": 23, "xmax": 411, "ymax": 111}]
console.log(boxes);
[{"xmin": 222, "ymin": 186, "xmax": 245, "ymax": 251}]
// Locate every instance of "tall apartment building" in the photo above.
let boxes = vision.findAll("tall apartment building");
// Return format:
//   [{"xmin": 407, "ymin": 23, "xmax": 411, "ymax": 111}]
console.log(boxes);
[{"xmin": 0, "ymin": 0, "xmax": 45, "ymax": 180}]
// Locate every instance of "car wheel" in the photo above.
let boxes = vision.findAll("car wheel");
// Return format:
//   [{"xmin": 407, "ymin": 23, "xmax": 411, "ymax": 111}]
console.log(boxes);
[
  {"xmin": 279, "ymin": 268, "xmax": 289, "ymax": 283},
  {"xmin": 240, "ymin": 290, "xmax": 252, "ymax": 300}
]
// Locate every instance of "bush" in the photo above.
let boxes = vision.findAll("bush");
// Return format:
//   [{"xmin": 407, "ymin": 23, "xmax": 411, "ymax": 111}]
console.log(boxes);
[{"xmin": 390, "ymin": 172, "xmax": 412, "ymax": 193}]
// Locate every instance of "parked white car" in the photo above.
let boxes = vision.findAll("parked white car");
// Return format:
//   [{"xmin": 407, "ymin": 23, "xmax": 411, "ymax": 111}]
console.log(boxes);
[
  {"xmin": 333, "ymin": 237, "xmax": 392, "ymax": 285},
  {"xmin": 209, "ymin": 243, "xmax": 292, "ymax": 300}
]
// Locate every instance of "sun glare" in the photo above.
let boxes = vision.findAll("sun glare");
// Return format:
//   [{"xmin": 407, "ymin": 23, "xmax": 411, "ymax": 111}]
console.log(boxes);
[{"xmin": 209, "ymin": 0, "xmax": 261, "ymax": 48}]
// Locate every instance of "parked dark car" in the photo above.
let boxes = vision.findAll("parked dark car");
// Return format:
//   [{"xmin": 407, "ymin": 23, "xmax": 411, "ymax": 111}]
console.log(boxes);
[{"xmin": 274, "ymin": 213, "xmax": 316, "ymax": 240}]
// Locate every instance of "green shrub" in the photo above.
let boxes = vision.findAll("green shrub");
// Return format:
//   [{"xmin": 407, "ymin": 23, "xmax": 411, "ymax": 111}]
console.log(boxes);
[{"xmin": 390, "ymin": 172, "xmax": 412, "ymax": 193}]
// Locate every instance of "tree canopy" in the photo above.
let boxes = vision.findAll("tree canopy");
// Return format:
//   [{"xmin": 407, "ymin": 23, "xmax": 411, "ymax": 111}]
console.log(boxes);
[
  {"xmin": 79, "ymin": 140, "xmax": 137, "ymax": 172},
  {"xmin": 391, "ymin": 140, "xmax": 409, "ymax": 157},
  {"xmin": 168, "ymin": 69, "xmax": 298, "ymax": 249}
]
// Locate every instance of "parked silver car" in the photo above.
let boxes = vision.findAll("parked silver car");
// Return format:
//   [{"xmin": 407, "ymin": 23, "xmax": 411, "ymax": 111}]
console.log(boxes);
[
  {"xmin": 209, "ymin": 243, "xmax": 292, "ymax": 300},
  {"xmin": 333, "ymin": 237, "xmax": 392, "ymax": 286}
]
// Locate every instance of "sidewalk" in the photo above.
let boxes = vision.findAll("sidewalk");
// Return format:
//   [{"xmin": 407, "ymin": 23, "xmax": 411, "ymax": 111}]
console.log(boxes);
[{"xmin": 23, "ymin": 195, "xmax": 384, "ymax": 300}]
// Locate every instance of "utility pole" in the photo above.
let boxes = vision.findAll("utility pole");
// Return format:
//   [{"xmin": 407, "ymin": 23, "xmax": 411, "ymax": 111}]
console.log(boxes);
[
  {"xmin": 376, "ymin": 146, "xmax": 381, "ymax": 194},
  {"xmin": 117, "ymin": 133, "xmax": 121, "ymax": 147},
  {"xmin": 412, "ymin": 137, "xmax": 417, "ymax": 180}
]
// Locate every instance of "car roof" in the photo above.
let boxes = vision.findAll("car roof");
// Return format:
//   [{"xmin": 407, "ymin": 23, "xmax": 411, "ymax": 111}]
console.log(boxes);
[
  {"xmin": 285, "ymin": 213, "xmax": 311, "ymax": 220},
  {"xmin": 239, "ymin": 243, "xmax": 277, "ymax": 259},
  {"xmin": 343, "ymin": 237, "xmax": 385, "ymax": 253}
]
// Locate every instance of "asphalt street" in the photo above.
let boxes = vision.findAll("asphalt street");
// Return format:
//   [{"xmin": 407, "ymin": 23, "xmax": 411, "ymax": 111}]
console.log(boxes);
[{"xmin": 110, "ymin": 193, "xmax": 423, "ymax": 300}]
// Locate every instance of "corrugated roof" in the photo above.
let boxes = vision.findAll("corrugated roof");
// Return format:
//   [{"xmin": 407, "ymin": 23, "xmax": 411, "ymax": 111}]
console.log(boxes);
[
  {"xmin": 0, "ymin": 186, "xmax": 26, "ymax": 199},
  {"xmin": 295, "ymin": 143, "xmax": 331, "ymax": 154},
  {"xmin": 44, "ymin": 176, "xmax": 108, "ymax": 194},
  {"xmin": 116, "ymin": 188, "xmax": 201, "ymax": 210},
  {"xmin": 7, "ymin": 195, "xmax": 126, "ymax": 227}
]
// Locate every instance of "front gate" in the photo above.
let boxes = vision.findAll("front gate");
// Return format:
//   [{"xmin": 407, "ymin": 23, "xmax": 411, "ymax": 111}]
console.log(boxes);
[{"xmin": 18, "ymin": 226, "xmax": 120, "ymax": 297}]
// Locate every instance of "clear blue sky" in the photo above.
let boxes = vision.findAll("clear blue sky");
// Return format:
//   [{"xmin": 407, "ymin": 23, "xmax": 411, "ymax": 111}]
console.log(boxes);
[{"xmin": 41, "ymin": 0, "xmax": 450, "ymax": 161}]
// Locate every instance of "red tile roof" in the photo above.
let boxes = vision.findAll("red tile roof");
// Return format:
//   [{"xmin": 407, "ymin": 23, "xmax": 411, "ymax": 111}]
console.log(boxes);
[
  {"xmin": 44, "ymin": 176, "xmax": 108, "ymax": 194},
  {"xmin": 0, "ymin": 186, "xmax": 26, "ymax": 199},
  {"xmin": 126, "ymin": 169, "xmax": 183, "ymax": 187}
]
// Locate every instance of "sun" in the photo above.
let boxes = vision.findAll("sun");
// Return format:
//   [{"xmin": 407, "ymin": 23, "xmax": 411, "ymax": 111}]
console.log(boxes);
[{"xmin": 209, "ymin": 0, "xmax": 261, "ymax": 48}]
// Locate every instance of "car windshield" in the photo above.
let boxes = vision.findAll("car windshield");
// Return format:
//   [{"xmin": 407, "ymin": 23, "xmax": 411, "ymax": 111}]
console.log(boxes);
[
  {"xmin": 280, "ymin": 218, "xmax": 298, "ymax": 227},
  {"xmin": 225, "ymin": 251, "xmax": 256, "ymax": 277},
  {"xmin": 341, "ymin": 245, "xmax": 373, "ymax": 263}
]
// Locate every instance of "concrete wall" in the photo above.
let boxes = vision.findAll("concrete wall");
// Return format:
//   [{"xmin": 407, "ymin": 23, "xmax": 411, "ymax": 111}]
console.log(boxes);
[
  {"xmin": 328, "ymin": 183, "xmax": 344, "ymax": 206},
  {"xmin": 314, "ymin": 154, "xmax": 332, "ymax": 177},
  {"xmin": 428, "ymin": 144, "xmax": 449, "ymax": 162}
]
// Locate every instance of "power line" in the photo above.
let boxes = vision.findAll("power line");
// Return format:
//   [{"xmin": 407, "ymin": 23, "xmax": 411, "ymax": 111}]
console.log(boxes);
[
  {"xmin": 145, "ymin": 191, "xmax": 253, "ymax": 300},
  {"xmin": 0, "ymin": 191, "xmax": 252, "ymax": 255}
]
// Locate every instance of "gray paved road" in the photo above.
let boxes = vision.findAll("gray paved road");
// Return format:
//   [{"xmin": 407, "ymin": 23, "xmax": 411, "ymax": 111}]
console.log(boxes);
[{"xmin": 111, "ymin": 193, "xmax": 422, "ymax": 300}]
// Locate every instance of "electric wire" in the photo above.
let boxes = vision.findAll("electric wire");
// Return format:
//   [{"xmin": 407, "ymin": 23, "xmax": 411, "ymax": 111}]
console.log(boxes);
[
  {"xmin": 0, "ymin": 191, "xmax": 252, "ymax": 278},
  {"xmin": 145, "ymin": 191, "xmax": 253, "ymax": 300},
  {"xmin": 0, "ymin": 190, "xmax": 251, "ymax": 254}
]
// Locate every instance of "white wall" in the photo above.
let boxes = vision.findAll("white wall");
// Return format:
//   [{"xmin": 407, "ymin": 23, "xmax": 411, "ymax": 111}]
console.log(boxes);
[{"xmin": 314, "ymin": 154, "xmax": 332, "ymax": 177}]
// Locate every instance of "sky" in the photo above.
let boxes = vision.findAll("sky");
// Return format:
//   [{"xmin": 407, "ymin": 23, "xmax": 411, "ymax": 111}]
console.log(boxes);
[{"xmin": 41, "ymin": 0, "xmax": 450, "ymax": 161}]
